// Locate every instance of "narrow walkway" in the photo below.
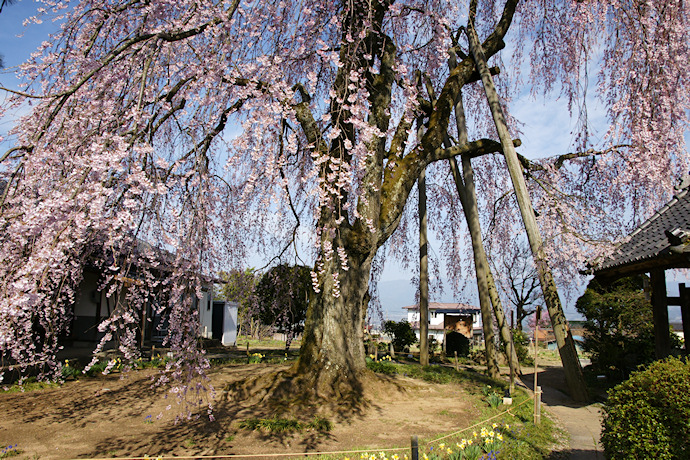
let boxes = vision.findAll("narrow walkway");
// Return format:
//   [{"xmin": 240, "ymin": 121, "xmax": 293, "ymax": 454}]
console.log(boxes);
[{"xmin": 520, "ymin": 364, "xmax": 603, "ymax": 459}]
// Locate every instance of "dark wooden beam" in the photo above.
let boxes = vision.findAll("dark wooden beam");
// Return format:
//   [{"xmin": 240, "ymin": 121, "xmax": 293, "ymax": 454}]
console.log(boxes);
[
  {"xmin": 680, "ymin": 283, "xmax": 690, "ymax": 355},
  {"xmin": 650, "ymin": 269, "xmax": 671, "ymax": 358},
  {"xmin": 592, "ymin": 254, "xmax": 690, "ymax": 280}
]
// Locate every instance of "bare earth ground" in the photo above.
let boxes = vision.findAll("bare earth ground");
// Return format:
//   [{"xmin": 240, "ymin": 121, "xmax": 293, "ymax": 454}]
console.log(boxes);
[{"xmin": 0, "ymin": 363, "xmax": 487, "ymax": 459}]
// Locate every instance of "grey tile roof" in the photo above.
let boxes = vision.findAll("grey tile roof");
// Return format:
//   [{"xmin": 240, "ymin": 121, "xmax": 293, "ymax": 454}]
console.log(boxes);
[
  {"xmin": 403, "ymin": 302, "xmax": 480, "ymax": 314},
  {"xmin": 593, "ymin": 186, "xmax": 690, "ymax": 277}
]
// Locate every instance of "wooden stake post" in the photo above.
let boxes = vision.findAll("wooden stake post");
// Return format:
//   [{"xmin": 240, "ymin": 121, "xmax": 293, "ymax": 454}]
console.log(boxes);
[{"xmin": 533, "ymin": 305, "xmax": 540, "ymax": 424}]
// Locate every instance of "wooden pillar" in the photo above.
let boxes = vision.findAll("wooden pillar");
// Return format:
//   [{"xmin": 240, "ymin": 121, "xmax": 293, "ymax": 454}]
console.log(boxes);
[
  {"xmin": 416, "ymin": 80, "xmax": 429, "ymax": 367},
  {"xmin": 419, "ymin": 166, "xmax": 429, "ymax": 366},
  {"xmin": 465, "ymin": 23, "xmax": 587, "ymax": 402},
  {"xmin": 650, "ymin": 269, "xmax": 670, "ymax": 358},
  {"xmin": 679, "ymin": 283, "xmax": 690, "ymax": 355}
]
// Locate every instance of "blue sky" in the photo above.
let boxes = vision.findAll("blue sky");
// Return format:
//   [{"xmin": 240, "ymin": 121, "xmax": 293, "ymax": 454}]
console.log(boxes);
[
  {"xmin": 1, "ymin": 1, "xmax": 685, "ymax": 323},
  {"xmin": 0, "ymin": 1, "xmax": 60, "ymax": 142}
]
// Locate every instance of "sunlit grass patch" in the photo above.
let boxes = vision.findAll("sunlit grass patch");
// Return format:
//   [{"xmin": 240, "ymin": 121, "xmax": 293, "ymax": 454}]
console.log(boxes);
[
  {"xmin": 238, "ymin": 416, "xmax": 332, "ymax": 433},
  {"xmin": 1, "ymin": 378, "xmax": 59, "ymax": 393}
]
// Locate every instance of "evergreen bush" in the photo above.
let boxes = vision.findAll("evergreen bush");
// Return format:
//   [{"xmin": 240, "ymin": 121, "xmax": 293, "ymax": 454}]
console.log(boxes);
[
  {"xmin": 601, "ymin": 356, "xmax": 690, "ymax": 459},
  {"xmin": 575, "ymin": 275, "xmax": 683, "ymax": 381},
  {"xmin": 382, "ymin": 320, "xmax": 417, "ymax": 352}
]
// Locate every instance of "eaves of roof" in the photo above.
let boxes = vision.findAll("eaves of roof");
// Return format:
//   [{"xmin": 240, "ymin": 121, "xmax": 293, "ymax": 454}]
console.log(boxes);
[{"xmin": 591, "ymin": 186, "xmax": 690, "ymax": 277}]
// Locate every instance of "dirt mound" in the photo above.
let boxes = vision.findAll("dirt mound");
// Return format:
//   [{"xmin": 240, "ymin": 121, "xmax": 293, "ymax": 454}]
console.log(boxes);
[{"xmin": 0, "ymin": 363, "xmax": 484, "ymax": 459}]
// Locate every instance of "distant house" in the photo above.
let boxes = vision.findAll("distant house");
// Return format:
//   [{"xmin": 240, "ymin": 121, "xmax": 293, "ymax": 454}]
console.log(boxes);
[
  {"xmin": 67, "ymin": 243, "xmax": 237, "ymax": 349},
  {"xmin": 403, "ymin": 302, "xmax": 482, "ymax": 344},
  {"xmin": 530, "ymin": 328, "xmax": 554, "ymax": 343},
  {"xmin": 546, "ymin": 336, "xmax": 585, "ymax": 352}
]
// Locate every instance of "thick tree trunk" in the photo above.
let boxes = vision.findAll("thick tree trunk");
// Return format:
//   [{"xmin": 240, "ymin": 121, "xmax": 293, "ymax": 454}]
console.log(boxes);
[
  {"xmin": 466, "ymin": 22, "xmax": 588, "ymax": 402},
  {"xmin": 297, "ymin": 250, "xmax": 371, "ymax": 398},
  {"xmin": 290, "ymin": 0, "xmax": 521, "ymax": 404}
]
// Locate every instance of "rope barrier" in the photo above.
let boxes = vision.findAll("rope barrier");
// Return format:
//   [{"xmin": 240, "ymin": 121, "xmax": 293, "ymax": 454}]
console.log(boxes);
[
  {"xmin": 425, "ymin": 394, "xmax": 534, "ymax": 445},
  {"xmin": 71, "ymin": 395, "xmax": 536, "ymax": 460},
  {"xmin": 74, "ymin": 445, "xmax": 408, "ymax": 460}
]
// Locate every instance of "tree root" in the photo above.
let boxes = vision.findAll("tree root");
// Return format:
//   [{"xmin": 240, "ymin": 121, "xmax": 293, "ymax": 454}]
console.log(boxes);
[{"xmin": 222, "ymin": 364, "xmax": 390, "ymax": 422}]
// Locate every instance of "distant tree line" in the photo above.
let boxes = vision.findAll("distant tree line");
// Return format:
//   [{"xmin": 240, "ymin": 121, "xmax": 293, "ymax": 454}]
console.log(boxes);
[{"xmin": 218, "ymin": 264, "xmax": 310, "ymax": 349}]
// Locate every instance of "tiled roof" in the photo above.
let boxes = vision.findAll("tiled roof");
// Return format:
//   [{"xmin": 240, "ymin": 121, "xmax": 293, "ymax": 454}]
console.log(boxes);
[
  {"xmin": 593, "ymin": 184, "xmax": 690, "ymax": 277},
  {"xmin": 403, "ymin": 302, "xmax": 480, "ymax": 314},
  {"xmin": 409, "ymin": 322, "xmax": 450, "ymax": 331}
]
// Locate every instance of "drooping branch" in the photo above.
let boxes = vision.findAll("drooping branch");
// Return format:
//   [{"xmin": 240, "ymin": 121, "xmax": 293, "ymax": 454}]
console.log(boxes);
[{"xmin": 16, "ymin": 0, "xmax": 242, "ymax": 148}]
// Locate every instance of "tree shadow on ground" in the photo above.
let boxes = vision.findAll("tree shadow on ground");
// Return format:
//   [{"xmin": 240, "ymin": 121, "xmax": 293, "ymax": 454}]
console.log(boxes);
[
  {"xmin": 520, "ymin": 365, "xmax": 592, "ymax": 409},
  {"xmin": 546, "ymin": 448, "xmax": 602, "ymax": 459},
  {"xmin": 5, "ymin": 371, "xmax": 167, "ymax": 426},
  {"xmin": 78, "ymin": 364, "xmax": 407, "ymax": 458}
]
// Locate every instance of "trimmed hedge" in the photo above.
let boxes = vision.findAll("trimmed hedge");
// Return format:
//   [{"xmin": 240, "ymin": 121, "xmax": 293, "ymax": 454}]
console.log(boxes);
[{"xmin": 601, "ymin": 356, "xmax": 690, "ymax": 459}]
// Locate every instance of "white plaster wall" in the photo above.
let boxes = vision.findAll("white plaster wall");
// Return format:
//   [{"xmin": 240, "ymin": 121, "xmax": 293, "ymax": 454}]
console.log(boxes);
[
  {"xmin": 222, "ymin": 302, "xmax": 238, "ymax": 346},
  {"xmin": 198, "ymin": 289, "xmax": 213, "ymax": 339}
]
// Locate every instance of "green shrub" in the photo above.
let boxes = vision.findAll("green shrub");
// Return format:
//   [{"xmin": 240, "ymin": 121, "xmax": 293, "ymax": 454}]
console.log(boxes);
[
  {"xmin": 60, "ymin": 360, "xmax": 80, "ymax": 380},
  {"xmin": 486, "ymin": 392, "xmax": 502, "ymax": 408},
  {"xmin": 499, "ymin": 329, "xmax": 532, "ymax": 366},
  {"xmin": 601, "ymin": 356, "xmax": 690, "ymax": 459},
  {"xmin": 575, "ymin": 275, "xmax": 683, "ymax": 382},
  {"xmin": 366, "ymin": 359, "xmax": 397, "ymax": 375},
  {"xmin": 382, "ymin": 320, "xmax": 417, "ymax": 352},
  {"xmin": 428, "ymin": 336, "xmax": 439, "ymax": 355},
  {"xmin": 83, "ymin": 359, "xmax": 111, "ymax": 377},
  {"xmin": 512, "ymin": 329, "xmax": 531, "ymax": 364}
]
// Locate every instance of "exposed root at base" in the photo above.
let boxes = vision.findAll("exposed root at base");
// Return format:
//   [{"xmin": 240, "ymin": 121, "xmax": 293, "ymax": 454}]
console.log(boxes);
[{"xmin": 222, "ymin": 365, "xmax": 404, "ymax": 422}]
